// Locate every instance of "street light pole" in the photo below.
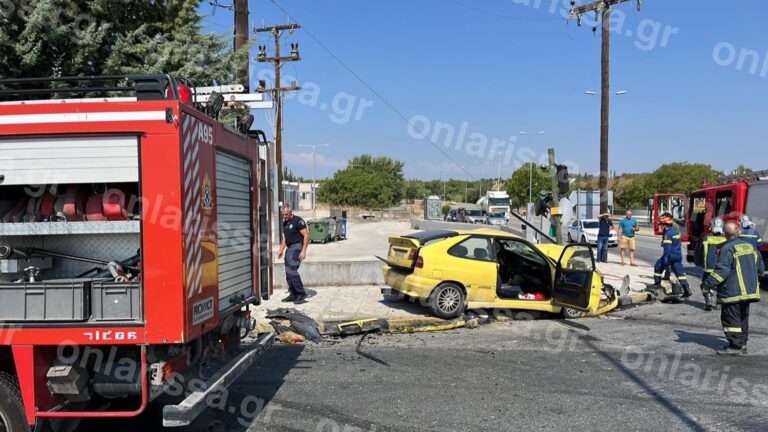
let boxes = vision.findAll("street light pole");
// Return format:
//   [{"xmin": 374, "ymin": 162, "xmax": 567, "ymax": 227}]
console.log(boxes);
[
  {"xmin": 297, "ymin": 143, "xmax": 331, "ymax": 219},
  {"xmin": 519, "ymin": 131, "xmax": 545, "ymax": 204}
]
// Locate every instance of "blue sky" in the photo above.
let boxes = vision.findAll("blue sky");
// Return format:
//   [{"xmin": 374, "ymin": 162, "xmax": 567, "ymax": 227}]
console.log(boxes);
[{"xmin": 200, "ymin": 0, "xmax": 768, "ymax": 180}]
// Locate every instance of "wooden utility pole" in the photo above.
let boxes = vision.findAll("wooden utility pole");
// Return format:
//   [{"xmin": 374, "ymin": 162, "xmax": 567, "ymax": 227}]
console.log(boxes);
[
  {"xmin": 569, "ymin": 0, "xmax": 640, "ymax": 214},
  {"xmin": 255, "ymin": 23, "xmax": 301, "ymax": 204},
  {"xmin": 234, "ymin": 0, "xmax": 249, "ymax": 92},
  {"xmin": 548, "ymin": 148, "xmax": 563, "ymax": 245}
]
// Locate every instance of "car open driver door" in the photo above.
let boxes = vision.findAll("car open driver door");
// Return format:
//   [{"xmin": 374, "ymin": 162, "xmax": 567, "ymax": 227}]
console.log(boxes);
[{"xmin": 552, "ymin": 244, "xmax": 601, "ymax": 313}]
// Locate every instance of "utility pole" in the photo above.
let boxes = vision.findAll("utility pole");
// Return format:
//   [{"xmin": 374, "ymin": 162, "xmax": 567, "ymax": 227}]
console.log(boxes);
[
  {"xmin": 548, "ymin": 148, "xmax": 563, "ymax": 245},
  {"xmin": 255, "ymin": 23, "xmax": 301, "ymax": 206},
  {"xmin": 234, "ymin": 0, "xmax": 249, "ymax": 91},
  {"xmin": 569, "ymin": 0, "xmax": 640, "ymax": 214},
  {"xmin": 297, "ymin": 144, "xmax": 331, "ymax": 219}
]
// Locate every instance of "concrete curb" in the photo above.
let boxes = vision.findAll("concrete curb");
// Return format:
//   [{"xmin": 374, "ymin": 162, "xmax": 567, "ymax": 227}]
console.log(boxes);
[{"xmin": 273, "ymin": 260, "xmax": 383, "ymax": 289}]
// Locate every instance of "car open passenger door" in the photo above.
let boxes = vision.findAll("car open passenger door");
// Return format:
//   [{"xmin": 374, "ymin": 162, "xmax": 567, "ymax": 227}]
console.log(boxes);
[{"xmin": 552, "ymin": 244, "xmax": 600, "ymax": 312}]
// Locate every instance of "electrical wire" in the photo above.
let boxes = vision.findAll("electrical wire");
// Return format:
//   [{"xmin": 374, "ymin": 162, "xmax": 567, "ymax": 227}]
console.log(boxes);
[
  {"xmin": 268, "ymin": 0, "xmax": 478, "ymax": 180},
  {"xmin": 445, "ymin": 0, "xmax": 562, "ymax": 21}
]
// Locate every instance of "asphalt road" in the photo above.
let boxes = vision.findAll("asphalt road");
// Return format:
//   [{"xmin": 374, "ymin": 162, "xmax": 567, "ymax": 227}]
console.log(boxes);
[
  {"xmin": 506, "ymin": 222, "xmax": 663, "ymax": 264},
  {"xmin": 82, "ymin": 275, "xmax": 768, "ymax": 432}
]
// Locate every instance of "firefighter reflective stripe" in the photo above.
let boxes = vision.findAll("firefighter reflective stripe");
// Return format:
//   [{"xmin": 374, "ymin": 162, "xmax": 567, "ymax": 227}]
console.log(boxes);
[
  {"xmin": 741, "ymin": 234, "xmax": 759, "ymax": 238},
  {"xmin": 654, "ymin": 273, "xmax": 664, "ymax": 277},
  {"xmin": 662, "ymin": 240, "xmax": 672, "ymax": 244},
  {"xmin": 672, "ymin": 234, "xmax": 681, "ymax": 240},
  {"xmin": 723, "ymin": 327, "xmax": 743, "ymax": 333},
  {"xmin": 677, "ymin": 276, "xmax": 688, "ymax": 281},
  {"xmin": 710, "ymin": 273, "xmax": 725, "ymax": 283}
]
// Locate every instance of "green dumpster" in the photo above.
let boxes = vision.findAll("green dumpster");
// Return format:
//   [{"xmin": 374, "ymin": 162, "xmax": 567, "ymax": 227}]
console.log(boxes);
[
  {"xmin": 324, "ymin": 217, "xmax": 339, "ymax": 241},
  {"xmin": 308, "ymin": 219, "xmax": 332, "ymax": 243}
]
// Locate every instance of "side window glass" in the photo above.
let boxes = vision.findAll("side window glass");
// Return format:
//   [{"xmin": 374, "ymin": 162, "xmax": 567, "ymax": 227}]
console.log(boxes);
[
  {"xmin": 715, "ymin": 192, "xmax": 732, "ymax": 217},
  {"xmin": 448, "ymin": 237, "xmax": 492, "ymax": 261}
]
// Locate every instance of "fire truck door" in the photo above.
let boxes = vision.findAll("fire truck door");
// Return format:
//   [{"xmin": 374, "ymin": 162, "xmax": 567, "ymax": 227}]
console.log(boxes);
[
  {"xmin": 652, "ymin": 193, "xmax": 688, "ymax": 236},
  {"xmin": 215, "ymin": 151, "xmax": 255, "ymax": 311}
]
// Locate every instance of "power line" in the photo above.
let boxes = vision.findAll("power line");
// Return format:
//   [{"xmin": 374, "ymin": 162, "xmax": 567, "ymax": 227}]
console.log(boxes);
[
  {"xmin": 267, "ymin": 0, "xmax": 479, "ymax": 181},
  {"xmin": 446, "ymin": 0, "xmax": 562, "ymax": 21},
  {"xmin": 568, "ymin": 0, "xmax": 641, "ymax": 214}
]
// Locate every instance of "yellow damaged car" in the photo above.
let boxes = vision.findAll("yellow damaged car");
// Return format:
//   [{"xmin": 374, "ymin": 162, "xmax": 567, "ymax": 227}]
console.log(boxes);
[{"xmin": 379, "ymin": 228, "xmax": 619, "ymax": 319}]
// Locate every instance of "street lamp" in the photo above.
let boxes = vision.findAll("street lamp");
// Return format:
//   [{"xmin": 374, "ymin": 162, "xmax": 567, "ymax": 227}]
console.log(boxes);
[
  {"xmin": 585, "ymin": 90, "xmax": 627, "ymax": 214},
  {"xmin": 489, "ymin": 150, "xmax": 512, "ymax": 191},
  {"xmin": 296, "ymin": 143, "xmax": 331, "ymax": 219},
  {"xmin": 518, "ymin": 131, "xmax": 545, "ymax": 204},
  {"xmin": 585, "ymin": 90, "xmax": 627, "ymax": 96}
]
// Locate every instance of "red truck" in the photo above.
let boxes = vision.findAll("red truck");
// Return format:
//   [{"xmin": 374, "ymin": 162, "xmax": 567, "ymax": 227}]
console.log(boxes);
[
  {"xmin": 0, "ymin": 75, "xmax": 274, "ymax": 430},
  {"xmin": 651, "ymin": 171, "xmax": 768, "ymax": 273}
]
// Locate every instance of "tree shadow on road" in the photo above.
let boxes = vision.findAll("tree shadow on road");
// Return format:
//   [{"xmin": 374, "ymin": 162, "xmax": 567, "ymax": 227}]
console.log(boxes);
[{"xmin": 673, "ymin": 330, "xmax": 724, "ymax": 350}]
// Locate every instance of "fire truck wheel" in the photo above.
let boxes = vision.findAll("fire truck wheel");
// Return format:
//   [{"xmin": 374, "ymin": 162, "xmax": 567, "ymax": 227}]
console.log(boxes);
[{"xmin": 0, "ymin": 372, "xmax": 29, "ymax": 432}]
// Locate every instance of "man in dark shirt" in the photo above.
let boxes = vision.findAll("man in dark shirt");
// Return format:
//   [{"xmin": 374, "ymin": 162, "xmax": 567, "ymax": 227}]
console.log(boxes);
[
  {"xmin": 277, "ymin": 205, "xmax": 310, "ymax": 303},
  {"xmin": 597, "ymin": 213, "xmax": 613, "ymax": 263}
]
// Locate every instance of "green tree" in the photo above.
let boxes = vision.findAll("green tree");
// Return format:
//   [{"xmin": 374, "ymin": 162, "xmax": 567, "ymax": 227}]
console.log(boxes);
[
  {"xmin": 317, "ymin": 154, "xmax": 405, "ymax": 208},
  {"xmin": 731, "ymin": 165, "xmax": 753, "ymax": 175},
  {"xmin": 0, "ymin": 1, "xmax": 246, "ymax": 87},
  {"xmin": 612, "ymin": 174, "xmax": 651, "ymax": 210},
  {"xmin": 505, "ymin": 163, "xmax": 549, "ymax": 209},
  {"xmin": 645, "ymin": 163, "xmax": 722, "ymax": 195}
]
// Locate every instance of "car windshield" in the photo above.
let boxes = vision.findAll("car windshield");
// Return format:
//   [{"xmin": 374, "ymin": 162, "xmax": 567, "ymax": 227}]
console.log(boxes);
[
  {"xmin": 488, "ymin": 213, "xmax": 503, "ymax": 218},
  {"xmin": 488, "ymin": 198, "xmax": 510, "ymax": 206},
  {"xmin": 465, "ymin": 210, "xmax": 482, "ymax": 216},
  {"xmin": 583, "ymin": 221, "xmax": 599, "ymax": 229}
]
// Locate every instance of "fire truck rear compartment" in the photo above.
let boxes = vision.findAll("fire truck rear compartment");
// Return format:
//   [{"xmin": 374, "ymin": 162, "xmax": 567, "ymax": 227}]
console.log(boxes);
[{"xmin": 0, "ymin": 135, "xmax": 143, "ymax": 323}]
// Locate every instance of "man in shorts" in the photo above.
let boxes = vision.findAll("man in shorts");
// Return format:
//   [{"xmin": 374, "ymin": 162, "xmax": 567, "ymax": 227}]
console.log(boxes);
[{"xmin": 618, "ymin": 210, "xmax": 639, "ymax": 266}]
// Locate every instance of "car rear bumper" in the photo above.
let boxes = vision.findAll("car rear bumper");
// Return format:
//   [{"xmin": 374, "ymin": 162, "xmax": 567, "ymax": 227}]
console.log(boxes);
[{"xmin": 382, "ymin": 266, "xmax": 437, "ymax": 299}]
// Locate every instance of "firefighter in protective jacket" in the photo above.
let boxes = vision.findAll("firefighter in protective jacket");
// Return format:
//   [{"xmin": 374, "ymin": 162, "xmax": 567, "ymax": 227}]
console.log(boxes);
[
  {"xmin": 739, "ymin": 214, "xmax": 763, "ymax": 251},
  {"xmin": 702, "ymin": 221, "xmax": 764, "ymax": 355},
  {"xmin": 654, "ymin": 212, "xmax": 691, "ymax": 299},
  {"xmin": 696, "ymin": 217, "xmax": 727, "ymax": 311}
]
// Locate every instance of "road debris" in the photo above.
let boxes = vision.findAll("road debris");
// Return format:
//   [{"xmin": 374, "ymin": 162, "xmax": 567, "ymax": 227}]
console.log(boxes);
[{"xmin": 355, "ymin": 332, "xmax": 390, "ymax": 367}]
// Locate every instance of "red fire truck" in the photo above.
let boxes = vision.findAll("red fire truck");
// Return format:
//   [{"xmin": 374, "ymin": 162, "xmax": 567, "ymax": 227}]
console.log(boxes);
[
  {"xmin": 651, "ymin": 171, "xmax": 768, "ymax": 272},
  {"xmin": 0, "ymin": 75, "xmax": 274, "ymax": 430}
]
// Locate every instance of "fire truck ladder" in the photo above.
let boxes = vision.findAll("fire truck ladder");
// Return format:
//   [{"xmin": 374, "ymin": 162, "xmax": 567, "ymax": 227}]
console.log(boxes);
[{"xmin": 715, "ymin": 170, "xmax": 768, "ymax": 185}]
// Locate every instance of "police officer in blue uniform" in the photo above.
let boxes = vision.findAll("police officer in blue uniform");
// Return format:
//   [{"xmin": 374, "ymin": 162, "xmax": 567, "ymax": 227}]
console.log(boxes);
[
  {"xmin": 702, "ymin": 220, "xmax": 764, "ymax": 355},
  {"xmin": 654, "ymin": 212, "xmax": 692, "ymax": 299},
  {"xmin": 277, "ymin": 205, "xmax": 310, "ymax": 303}
]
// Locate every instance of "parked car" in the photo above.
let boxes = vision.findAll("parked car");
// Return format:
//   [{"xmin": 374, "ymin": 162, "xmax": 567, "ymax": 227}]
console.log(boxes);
[
  {"xmin": 485, "ymin": 212, "xmax": 506, "ymax": 227},
  {"xmin": 379, "ymin": 228, "xmax": 619, "ymax": 319},
  {"xmin": 444, "ymin": 209, "xmax": 458, "ymax": 222},
  {"xmin": 463, "ymin": 209, "xmax": 485, "ymax": 224},
  {"xmin": 567, "ymin": 219, "xmax": 618, "ymax": 246}
]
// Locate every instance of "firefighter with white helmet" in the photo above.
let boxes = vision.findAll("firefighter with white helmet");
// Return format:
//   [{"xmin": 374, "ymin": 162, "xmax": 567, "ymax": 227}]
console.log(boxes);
[
  {"xmin": 739, "ymin": 214, "xmax": 763, "ymax": 251},
  {"xmin": 697, "ymin": 217, "xmax": 727, "ymax": 311}
]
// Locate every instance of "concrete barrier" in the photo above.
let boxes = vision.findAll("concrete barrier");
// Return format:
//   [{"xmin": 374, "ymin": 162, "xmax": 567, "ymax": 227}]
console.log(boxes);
[{"xmin": 273, "ymin": 260, "xmax": 384, "ymax": 289}]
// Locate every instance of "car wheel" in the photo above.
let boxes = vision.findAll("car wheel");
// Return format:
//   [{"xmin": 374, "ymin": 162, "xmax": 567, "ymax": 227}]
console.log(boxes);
[
  {"xmin": 562, "ymin": 306, "xmax": 584, "ymax": 319},
  {"xmin": 429, "ymin": 283, "xmax": 466, "ymax": 319},
  {"xmin": 581, "ymin": 235, "xmax": 587, "ymax": 244},
  {"xmin": 567, "ymin": 233, "xmax": 573, "ymax": 243},
  {"xmin": 0, "ymin": 372, "xmax": 29, "ymax": 432}
]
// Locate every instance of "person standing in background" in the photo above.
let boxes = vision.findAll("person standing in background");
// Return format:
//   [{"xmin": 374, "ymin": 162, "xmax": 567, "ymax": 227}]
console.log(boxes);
[
  {"xmin": 597, "ymin": 213, "xmax": 613, "ymax": 263},
  {"xmin": 618, "ymin": 210, "xmax": 639, "ymax": 266}
]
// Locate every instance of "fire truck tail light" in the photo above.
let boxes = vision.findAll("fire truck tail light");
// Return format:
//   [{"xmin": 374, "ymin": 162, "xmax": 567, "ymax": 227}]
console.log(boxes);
[{"xmin": 165, "ymin": 83, "xmax": 193, "ymax": 104}]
